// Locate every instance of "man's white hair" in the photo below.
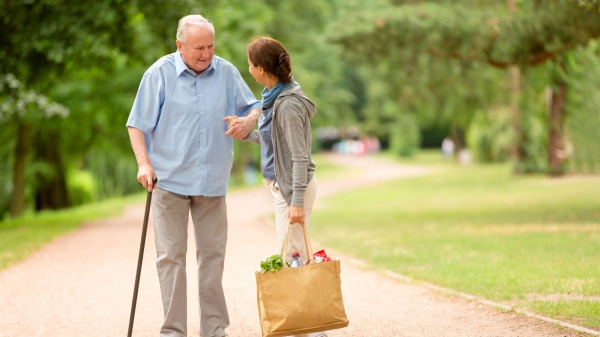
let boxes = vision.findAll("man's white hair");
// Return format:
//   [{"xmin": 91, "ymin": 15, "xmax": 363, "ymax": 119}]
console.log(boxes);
[{"xmin": 176, "ymin": 15, "xmax": 215, "ymax": 44}]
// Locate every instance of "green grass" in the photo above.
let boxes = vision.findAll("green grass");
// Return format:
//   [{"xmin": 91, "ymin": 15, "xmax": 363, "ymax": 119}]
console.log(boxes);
[
  {"xmin": 525, "ymin": 300, "xmax": 600, "ymax": 327},
  {"xmin": 311, "ymin": 150, "xmax": 600, "ymax": 329},
  {"xmin": 0, "ymin": 192, "xmax": 146, "ymax": 270}
]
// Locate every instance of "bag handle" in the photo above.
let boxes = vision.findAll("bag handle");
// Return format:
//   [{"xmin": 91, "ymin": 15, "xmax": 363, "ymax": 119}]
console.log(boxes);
[{"xmin": 280, "ymin": 220, "xmax": 314, "ymax": 268}]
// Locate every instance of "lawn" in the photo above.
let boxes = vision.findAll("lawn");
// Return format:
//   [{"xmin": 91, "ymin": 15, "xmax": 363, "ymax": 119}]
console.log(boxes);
[{"xmin": 311, "ymin": 150, "xmax": 600, "ymax": 329}]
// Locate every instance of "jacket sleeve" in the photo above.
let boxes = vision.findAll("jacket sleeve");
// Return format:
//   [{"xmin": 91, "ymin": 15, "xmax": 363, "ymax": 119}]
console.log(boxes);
[
  {"xmin": 277, "ymin": 98, "xmax": 309, "ymax": 207},
  {"xmin": 242, "ymin": 129, "xmax": 261, "ymax": 144}
]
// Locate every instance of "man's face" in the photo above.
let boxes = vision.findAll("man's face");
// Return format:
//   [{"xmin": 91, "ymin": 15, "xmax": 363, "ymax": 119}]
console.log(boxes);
[{"xmin": 176, "ymin": 26, "xmax": 215, "ymax": 74}]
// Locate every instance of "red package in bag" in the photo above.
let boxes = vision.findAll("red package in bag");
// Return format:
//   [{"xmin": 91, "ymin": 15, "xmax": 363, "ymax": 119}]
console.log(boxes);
[{"xmin": 313, "ymin": 249, "xmax": 331, "ymax": 263}]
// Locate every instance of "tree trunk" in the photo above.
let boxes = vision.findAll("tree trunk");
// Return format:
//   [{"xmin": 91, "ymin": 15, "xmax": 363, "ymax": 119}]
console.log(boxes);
[
  {"xmin": 451, "ymin": 126, "xmax": 466, "ymax": 153},
  {"xmin": 548, "ymin": 79, "xmax": 567, "ymax": 176},
  {"xmin": 9, "ymin": 120, "xmax": 32, "ymax": 217},
  {"xmin": 34, "ymin": 128, "xmax": 70, "ymax": 210},
  {"xmin": 507, "ymin": 0, "xmax": 524, "ymax": 171},
  {"xmin": 509, "ymin": 66, "xmax": 523, "ymax": 163}
]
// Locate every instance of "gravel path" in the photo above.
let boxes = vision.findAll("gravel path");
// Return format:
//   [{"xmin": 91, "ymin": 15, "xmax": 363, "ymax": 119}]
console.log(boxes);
[{"xmin": 0, "ymin": 154, "xmax": 590, "ymax": 336}]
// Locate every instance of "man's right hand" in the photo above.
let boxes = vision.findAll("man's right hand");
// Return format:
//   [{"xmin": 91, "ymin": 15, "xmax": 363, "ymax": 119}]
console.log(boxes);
[
  {"xmin": 137, "ymin": 163, "xmax": 157, "ymax": 191},
  {"xmin": 224, "ymin": 113, "xmax": 256, "ymax": 140}
]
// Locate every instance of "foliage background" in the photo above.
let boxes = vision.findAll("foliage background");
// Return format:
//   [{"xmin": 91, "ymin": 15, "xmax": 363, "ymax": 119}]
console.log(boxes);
[{"xmin": 1, "ymin": 0, "xmax": 600, "ymax": 218}]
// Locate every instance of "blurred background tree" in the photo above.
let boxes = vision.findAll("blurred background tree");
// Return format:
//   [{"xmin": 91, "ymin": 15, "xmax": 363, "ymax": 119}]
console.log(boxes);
[
  {"xmin": 0, "ymin": 0, "xmax": 136, "ymax": 216},
  {"xmin": 1, "ymin": 0, "xmax": 599, "ymax": 218},
  {"xmin": 332, "ymin": 0, "xmax": 600, "ymax": 175}
]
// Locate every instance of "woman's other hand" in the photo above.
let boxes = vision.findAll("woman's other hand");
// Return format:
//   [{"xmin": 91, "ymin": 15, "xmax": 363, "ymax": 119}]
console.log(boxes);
[{"xmin": 289, "ymin": 205, "xmax": 305, "ymax": 224}]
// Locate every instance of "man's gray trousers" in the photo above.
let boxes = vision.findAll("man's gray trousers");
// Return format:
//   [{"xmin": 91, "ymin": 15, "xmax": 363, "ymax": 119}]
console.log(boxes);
[{"xmin": 152, "ymin": 188, "xmax": 229, "ymax": 337}]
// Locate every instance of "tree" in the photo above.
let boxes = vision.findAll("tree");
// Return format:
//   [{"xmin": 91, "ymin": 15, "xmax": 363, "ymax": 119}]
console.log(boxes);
[
  {"xmin": 327, "ymin": 1, "xmax": 511, "ymax": 155},
  {"xmin": 0, "ymin": 0, "xmax": 136, "ymax": 214},
  {"xmin": 331, "ymin": 0, "xmax": 600, "ymax": 173},
  {"xmin": 572, "ymin": 0, "xmax": 600, "ymax": 10},
  {"xmin": 0, "ymin": 75, "xmax": 69, "ymax": 215}
]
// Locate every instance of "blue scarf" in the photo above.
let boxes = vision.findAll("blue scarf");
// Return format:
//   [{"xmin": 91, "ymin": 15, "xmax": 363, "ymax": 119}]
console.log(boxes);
[{"xmin": 261, "ymin": 77, "xmax": 294, "ymax": 109}]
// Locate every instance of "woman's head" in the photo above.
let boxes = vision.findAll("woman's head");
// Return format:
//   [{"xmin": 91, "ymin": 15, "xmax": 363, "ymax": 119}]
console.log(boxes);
[{"xmin": 247, "ymin": 36, "xmax": 292, "ymax": 84}]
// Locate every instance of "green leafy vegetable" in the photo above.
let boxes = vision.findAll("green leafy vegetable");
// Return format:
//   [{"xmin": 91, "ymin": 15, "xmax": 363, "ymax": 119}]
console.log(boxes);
[{"xmin": 260, "ymin": 254, "xmax": 283, "ymax": 273}]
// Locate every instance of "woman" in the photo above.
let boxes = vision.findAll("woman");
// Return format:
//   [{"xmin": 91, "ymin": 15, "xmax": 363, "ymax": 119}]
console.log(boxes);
[
  {"xmin": 226, "ymin": 37, "xmax": 323, "ymax": 336},
  {"xmin": 233, "ymin": 36, "xmax": 317, "ymax": 262}
]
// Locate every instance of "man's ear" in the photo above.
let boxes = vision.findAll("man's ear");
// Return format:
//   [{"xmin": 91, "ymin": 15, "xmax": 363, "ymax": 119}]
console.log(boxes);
[{"xmin": 176, "ymin": 41, "xmax": 183, "ymax": 52}]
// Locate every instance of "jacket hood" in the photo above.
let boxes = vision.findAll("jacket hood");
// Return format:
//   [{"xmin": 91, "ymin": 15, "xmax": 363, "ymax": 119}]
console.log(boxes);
[{"xmin": 277, "ymin": 82, "xmax": 316, "ymax": 119}]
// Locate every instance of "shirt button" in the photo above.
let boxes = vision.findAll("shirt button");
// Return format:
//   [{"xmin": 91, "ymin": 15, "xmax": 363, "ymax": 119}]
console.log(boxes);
[
  {"xmin": 202, "ymin": 165, "xmax": 205, "ymax": 168},
  {"xmin": 201, "ymin": 112, "xmax": 204, "ymax": 115},
  {"xmin": 201, "ymin": 148, "xmax": 205, "ymax": 151},
  {"xmin": 198, "ymin": 94, "xmax": 202, "ymax": 97},
  {"xmin": 201, "ymin": 129, "xmax": 205, "ymax": 133}
]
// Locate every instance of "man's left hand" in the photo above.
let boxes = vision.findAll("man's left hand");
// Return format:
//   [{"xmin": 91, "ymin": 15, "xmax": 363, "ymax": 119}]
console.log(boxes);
[{"xmin": 224, "ymin": 114, "xmax": 255, "ymax": 140}]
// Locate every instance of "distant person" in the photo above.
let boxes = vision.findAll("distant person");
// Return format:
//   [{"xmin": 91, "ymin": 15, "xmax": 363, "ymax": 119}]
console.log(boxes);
[
  {"xmin": 368, "ymin": 136, "xmax": 381, "ymax": 154},
  {"xmin": 126, "ymin": 14, "xmax": 260, "ymax": 337},
  {"xmin": 225, "ymin": 36, "xmax": 324, "ymax": 337},
  {"xmin": 458, "ymin": 148, "xmax": 473, "ymax": 165},
  {"xmin": 243, "ymin": 157, "xmax": 259, "ymax": 185},
  {"xmin": 441, "ymin": 136, "xmax": 455, "ymax": 159}
]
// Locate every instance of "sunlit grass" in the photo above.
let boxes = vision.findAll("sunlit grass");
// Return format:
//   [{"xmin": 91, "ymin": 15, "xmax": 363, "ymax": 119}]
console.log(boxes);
[
  {"xmin": 525, "ymin": 300, "xmax": 600, "ymax": 327},
  {"xmin": 311, "ymin": 150, "xmax": 600, "ymax": 328}
]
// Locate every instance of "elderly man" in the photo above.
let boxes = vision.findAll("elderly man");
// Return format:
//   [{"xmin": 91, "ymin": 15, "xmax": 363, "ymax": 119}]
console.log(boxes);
[{"xmin": 126, "ymin": 14, "xmax": 259, "ymax": 337}]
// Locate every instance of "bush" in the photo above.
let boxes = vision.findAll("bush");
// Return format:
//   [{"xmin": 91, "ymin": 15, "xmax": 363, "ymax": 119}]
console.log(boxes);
[
  {"xmin": 389, "ymin": 114, "xmax": 421, "ymax": 157},
  {"xmin": 467, "ymin": 108, "xmax": 513, "ymax": 163},
  {"xmin": 67, "ymin": 169, "xmax": 94, "ymax": 206}
]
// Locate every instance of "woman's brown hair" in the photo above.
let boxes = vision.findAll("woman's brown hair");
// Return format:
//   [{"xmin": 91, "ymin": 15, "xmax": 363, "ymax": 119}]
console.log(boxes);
[{"xmin": 247, "ymin": 36, "xmax": 293, "ymax": 83}]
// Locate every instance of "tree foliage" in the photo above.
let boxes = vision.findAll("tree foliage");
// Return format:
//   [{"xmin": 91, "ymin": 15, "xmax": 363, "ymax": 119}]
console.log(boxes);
[
  {"xmin": 0, "ymin": 0, "xmax": 136, "ymax": 88},
  {"xmin": 2, "ymin": 0, "xmax": 600, "ymax": 217},
  {"xmin": 329, "ymin": 0, "xmax": 600, "ymax": 174},
  {"xmin": 332, "ymin": 1, "xmax": 600, "ymax": 68},
  {"xmin": 571, "ymin": 0, "xmax": 600, "ymax": 10},
  {"xmin": 0, "ymin": 0, "xmax": 357, "ymax": 217},
  {"xmin": 0, "ymin": 74, "xmax": 69, "ymax": 123},
  {"xmin": 0, "ymin": 0, "xmax": 139, "ymax": 215}
]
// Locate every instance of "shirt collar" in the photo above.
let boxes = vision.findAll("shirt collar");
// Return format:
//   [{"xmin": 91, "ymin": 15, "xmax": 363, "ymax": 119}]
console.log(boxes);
[{"xmin": 175, "ymin": 51, "xmax": 217, "ymax": 76}]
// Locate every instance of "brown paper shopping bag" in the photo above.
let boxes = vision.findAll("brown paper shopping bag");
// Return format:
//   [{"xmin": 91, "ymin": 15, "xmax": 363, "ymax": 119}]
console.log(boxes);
[{"xmin": 255, "ymin": 221, "xmax": 349, "ymax": 337}]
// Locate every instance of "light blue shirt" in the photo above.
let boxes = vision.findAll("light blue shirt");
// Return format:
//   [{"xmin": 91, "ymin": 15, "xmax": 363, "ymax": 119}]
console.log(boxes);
[
  {"xmin": 126, "ymin": 52, "xmax": 261, "ymax": 196},
  {"xmin": 258, "ymin": 106, "xmax": 276, "ymax": 180}
]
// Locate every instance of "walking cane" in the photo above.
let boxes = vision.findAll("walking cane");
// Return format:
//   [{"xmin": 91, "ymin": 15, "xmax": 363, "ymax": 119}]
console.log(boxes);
[{"xmin": 127, "ymin": 178, "xmax": 157, "ymax": 337}]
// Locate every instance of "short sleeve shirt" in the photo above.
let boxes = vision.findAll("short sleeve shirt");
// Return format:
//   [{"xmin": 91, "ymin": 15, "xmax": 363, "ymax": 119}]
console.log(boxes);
[{"xmin": 126, "ymin": 52, "xmax": 261, "ymax": 196}]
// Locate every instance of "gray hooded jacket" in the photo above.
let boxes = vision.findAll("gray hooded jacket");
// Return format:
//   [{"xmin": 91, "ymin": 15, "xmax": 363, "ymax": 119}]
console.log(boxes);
[{"xmin": 244, "ymin": 82, "xmax": 316, "ymax": 206}]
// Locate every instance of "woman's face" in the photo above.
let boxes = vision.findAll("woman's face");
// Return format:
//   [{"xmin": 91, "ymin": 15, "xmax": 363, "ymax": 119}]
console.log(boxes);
[{"xmin": 247, "ymin": 54, "xmax": 265, "ymax": 85}]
